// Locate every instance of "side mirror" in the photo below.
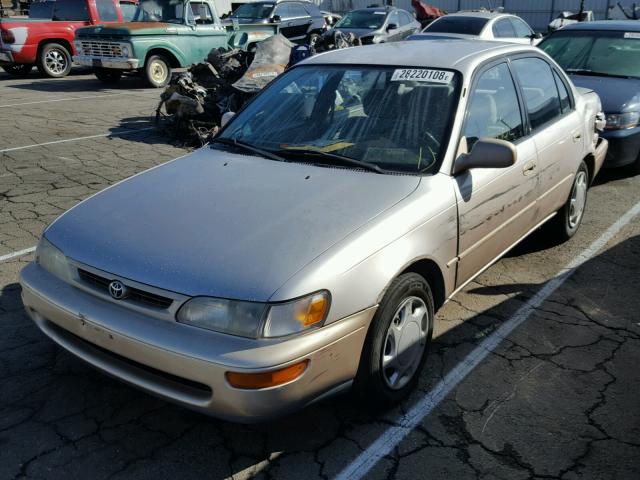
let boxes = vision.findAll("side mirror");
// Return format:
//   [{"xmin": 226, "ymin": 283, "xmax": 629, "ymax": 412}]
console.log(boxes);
[
  {"xmin": 270, "ymin": 14, "xmax": 281, "ymax": 22},
  {"xmin": 220, "ymin": 111, "xmax": 236, "ymax": 128},
  {"xmin": 453, "ymin": 138, "xmax": 516, "ymax": 175},
  {"xmin": 386, "ymin": 23, "xmax": 398, "ymax": 31}
]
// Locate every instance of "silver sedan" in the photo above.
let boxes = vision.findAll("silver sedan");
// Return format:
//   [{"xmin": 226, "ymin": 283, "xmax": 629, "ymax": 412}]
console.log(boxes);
[{"xmin": 21, "ymin": 39, "xmax": 607, "ymax": 422}]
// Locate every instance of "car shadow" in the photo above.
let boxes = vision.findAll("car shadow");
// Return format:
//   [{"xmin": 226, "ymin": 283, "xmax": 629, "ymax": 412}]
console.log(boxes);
[
  {"xmin": 1, "ymin": 235, "xmax": 637, "ymax": 478},
  {"xmin": 593, "ymin": 164, "xmax": 639, "ymax": 186},
  {"xmin": 2, "ymin": 70, "xmax": 153, "ymax": 92}
]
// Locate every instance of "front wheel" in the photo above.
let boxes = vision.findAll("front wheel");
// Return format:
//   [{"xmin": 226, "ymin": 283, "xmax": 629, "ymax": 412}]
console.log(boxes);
[
  {"xmin": 94, "ymin": 68, "xmax": 122, "ymax": 84},
  {"xmin": 548, "ymin": 161, "xmax": 589, "ymax": 242},
  {"xmin": 37, "ymin": 43, "xmax": 72, "ymax": 78},
  {"xmin": 354, "ymin": 273, "xmax": 434, "ymax": 407},
  {"xmin": 2, "ymin": 64, "xmax": 32, "ymax": 77},
  {"xmin": 144, "ymin": 55, "xmax": 171, "ymax": 88}
]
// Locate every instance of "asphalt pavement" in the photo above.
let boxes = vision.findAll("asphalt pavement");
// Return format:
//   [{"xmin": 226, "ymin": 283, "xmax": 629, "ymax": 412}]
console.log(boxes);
[{"xmin": 0, "ymin": 70, "xmax": 639, "ymax": 480}]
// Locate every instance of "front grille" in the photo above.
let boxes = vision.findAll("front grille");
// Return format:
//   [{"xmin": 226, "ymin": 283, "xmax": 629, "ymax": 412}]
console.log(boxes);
[
  {"xmin": 79, "ymin": 41, "xmax": 123, "ymax": 58},
  {"xmin": 78, "ymin": 269, "xmax": 174, "ymax": 310}
]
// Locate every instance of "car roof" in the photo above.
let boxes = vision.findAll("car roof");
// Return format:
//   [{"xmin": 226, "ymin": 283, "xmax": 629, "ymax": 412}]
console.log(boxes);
[
  {"xmin": 445, "ymin": 10, "xmax": 511, "ymax": 19},
  {"xmin": 351, "ymin": 7, "xmax": 393, "ymax": 13},
  {"xmin": 560, "ymin": 20, "xmax": 640, "ymax": 31},
  {"xmin": 303, "ymin": 38, "xmax": 538, "ymax": 74}
]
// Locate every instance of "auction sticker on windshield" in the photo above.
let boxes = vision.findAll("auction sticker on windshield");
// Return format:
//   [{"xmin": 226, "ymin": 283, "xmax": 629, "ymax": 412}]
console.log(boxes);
[
  {"xmin": 624, "ymin": 32, "xmax": 640, "ymax": 39},
  {"xmin": 391, "ymin": 69, "xmax": 454, "ymax": 84}
]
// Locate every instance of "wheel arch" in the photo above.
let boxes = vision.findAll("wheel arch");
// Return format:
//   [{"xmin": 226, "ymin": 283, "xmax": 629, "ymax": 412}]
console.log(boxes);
[
  {"xmin": 37, "ymin": 38, "xmax": 73, "ymax": 56},
  {"xmin": 398, "ymin": 258, "xmax": 446, "ymax": 311},
  {"xmin": 145, "ymin": 48, "xmax": 181, "ymax": 68},
  {"xmin": 583, "ymin": 153, "xmax": 596, "ymax": 185}
]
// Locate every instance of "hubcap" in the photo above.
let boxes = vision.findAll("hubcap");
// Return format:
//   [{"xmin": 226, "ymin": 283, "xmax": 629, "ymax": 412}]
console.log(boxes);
[
  {"xmin": 45, "ymin": 49, "xmax": 67, "ymax": 74},
  {"xmin": 150, "ymin": 60, "xmax": 167, "ymax": 84},
  {"xmin": 382, "ymin": 296, "xmax": 429, "ymax": 390},
  {"xmin": 568, "ymin": 170, "xmax": 588, "ymax": 228}
]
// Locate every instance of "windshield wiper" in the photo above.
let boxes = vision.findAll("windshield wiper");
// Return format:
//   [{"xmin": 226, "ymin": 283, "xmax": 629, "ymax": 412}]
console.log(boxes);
[
  {"xmin": 211, "ymin": 137, "xmax": 286, "ymax": 163},
  {"xmin": 274, "ymin": 148, "xmax": 387, "ymax": 174},
  {"xmin": 565, "ymin": 69, "xmax": 638, "ymax": 79}
]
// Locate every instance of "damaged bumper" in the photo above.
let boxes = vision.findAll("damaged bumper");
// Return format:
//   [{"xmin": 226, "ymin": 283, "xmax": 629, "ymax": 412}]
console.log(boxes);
[
  {"xmin": 74, "ymin": 55, "xmax": 140, "ymax": 70},
  {"xmin": 20, "ymin": 262, "xmax": 372, "ymax": 422}
]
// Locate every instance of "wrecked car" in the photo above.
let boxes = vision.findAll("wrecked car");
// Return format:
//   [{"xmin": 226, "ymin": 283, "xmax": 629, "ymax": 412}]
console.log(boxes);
[
  {"xmin": 330, "ymin": 6, "xmax": 420, "ymax": 45},
  {"xmin": 73, "ymin": 0, "xmax": 277, "ymax": 87},
  {"xmin": 21, "ymin": 39, "xmax": 607, "ymax": 422}
]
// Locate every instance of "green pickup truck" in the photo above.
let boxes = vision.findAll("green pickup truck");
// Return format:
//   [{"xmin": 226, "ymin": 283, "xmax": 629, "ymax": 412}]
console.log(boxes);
[{"xmin": 73, "ymin": 0, "xmax": 277, "ymax": 87}]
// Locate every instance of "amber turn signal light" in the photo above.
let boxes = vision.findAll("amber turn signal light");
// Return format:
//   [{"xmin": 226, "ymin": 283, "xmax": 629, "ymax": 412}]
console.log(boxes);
[{"xmin": 226, "ymin": 360, "xmax": 309, "ymax": 389}]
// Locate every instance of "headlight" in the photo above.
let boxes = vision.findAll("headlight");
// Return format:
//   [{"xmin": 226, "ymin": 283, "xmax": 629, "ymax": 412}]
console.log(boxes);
[
  {"xmin": 36, "ymin": 236, "xmax": 72, "ymax": 282},
  {"xmin": 605, "ymin": 112, "xmax": 640, "ymax": 130},
  {"xmin": 176, "ymin": 291, "xmax": 330, "ymax": 338},
  {"xmin": 121, "ymin": 45, "xmax": 129, "ymax": 57}
]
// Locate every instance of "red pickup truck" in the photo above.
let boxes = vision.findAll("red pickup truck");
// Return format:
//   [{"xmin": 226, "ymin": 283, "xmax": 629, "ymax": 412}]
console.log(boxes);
[{"xmin": 0, "ymin": 0, "xmax": 136, "ymax": 77}]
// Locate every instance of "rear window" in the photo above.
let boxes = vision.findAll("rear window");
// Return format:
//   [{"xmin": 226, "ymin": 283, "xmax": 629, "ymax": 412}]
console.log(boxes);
[
  {"xmin": 29, "ymin": 1, "xmax": 55, "ymax": 19},
  {"xmin": 52, "ymin": 0, "xmax": 90, "ymax": 21},
  {"xmin": 425, "ymin": 16, "xmax": 488, "ymax": 36},
  {"xmin": 96, "ymin": 0, "xmax": 119, "ymax": 21}
]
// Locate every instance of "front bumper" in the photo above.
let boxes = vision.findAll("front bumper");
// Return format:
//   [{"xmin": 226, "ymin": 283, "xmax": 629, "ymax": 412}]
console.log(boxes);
[
  {"xmin": 602, "ymin": 126, "xmax": 640, "ymax": 168},
  {"xmin": 74, "ymin": 55, "xmax": 140, "ymax": 70},
  {"xmin": 0, "ymin": 50, "xmax": 13, "ymax": 63},
  {"xmin": 20, "ymin": 262, "xmax": 374, "ymax": 422}
]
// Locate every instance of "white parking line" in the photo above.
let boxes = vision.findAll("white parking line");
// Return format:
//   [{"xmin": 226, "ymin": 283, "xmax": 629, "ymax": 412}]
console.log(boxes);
[
  {"xmin": 0, "ymin": 246, "xmax": 36, "ymax": 263},
  {"xmin": 335, "ymin": 199, "xmax": 640, "ymax": 480},
  {"xmin": 0, "ymin": 127, "xmax": 155, "ymax": 153},
  {"xmin": 0, "ymin": 93, "xmax": 133, "ymax": 108}
]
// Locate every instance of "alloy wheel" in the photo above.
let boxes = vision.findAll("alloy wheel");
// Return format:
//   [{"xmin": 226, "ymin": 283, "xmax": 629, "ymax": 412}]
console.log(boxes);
[
  {"xmin": 45, "ymin": 49, "xmax": 67, "ymax": 75},
  {"xmin": 568, "ymin": 170, "xmax": 588, "ymax": 228}
]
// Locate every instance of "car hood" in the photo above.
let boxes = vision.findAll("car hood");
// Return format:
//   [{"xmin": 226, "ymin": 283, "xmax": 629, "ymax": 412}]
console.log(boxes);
[
  {"xmin": 569, "ymin": 74, "xmax": 640, "ymax": 113},
  {"xmin": 45, "ymin": 148, "xmax": 420, "ymax": 301},
  {"xmin": 76, "ymin": 22, "xmax": 179, "ymax": 37}
]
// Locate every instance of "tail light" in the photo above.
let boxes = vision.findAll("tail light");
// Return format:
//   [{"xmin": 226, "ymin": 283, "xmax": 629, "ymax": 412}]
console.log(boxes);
[{"xmin": 1, "ymin": 29, "xmax": 15, "ymax": 44}]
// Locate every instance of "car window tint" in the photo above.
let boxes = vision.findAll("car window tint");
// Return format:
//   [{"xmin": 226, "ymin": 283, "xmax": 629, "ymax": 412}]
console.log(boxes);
[
  {"xmin": 96, "ymin": 0, "xmax": 118, "ymax": 21},
  {"xmin": 553, "ymin": 70, "xmax": 571, "ymax": 113},
  {"xmin": 274, "ymin": 3, "xmax": 291, "ymax": 18},
  {"xmin": 510, "ymin": 17, "xmax": 532, "ymax": 37},
  {"xmin": 29, "ymin": 1, "xmax": 55, "ymax": 18},
  {"xmin": 493, "ymin": 18, "xmax": 516, "ymax": 38},
  {"xmin": 425, "ymin": 16, "xmax": 488, "ymax": 35},
  {"xmin": 464, "ymin": 62, "xmax": 524, "ymax": 148},
  {"xmin": 52, "ymin": 0, "xmax": 90, "ymax": 21},
  {"xmin": 399, "ymin": 11, "xmax": 411, "ymax": 26},
  {"xmin": 119, "ymin": 1, "xmax": 137, "ymax": 21},
  {"xmin": 512, "ymin": 57, "xmax": 562, "ymax": 130}
]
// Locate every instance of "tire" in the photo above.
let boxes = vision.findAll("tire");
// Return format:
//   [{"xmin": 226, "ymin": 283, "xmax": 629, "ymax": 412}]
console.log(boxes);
[
  {"xmin": 144, "ymin": 54, "xmax": 171, "ymax": 88},
  {"xmin": 94, "ymin": 68, "xmax": 122, "ymax": 84},
  {"xmin": 2, "ymin": 64, "xmax": 32, "ymax": 77},
  {"xmin": 630, "ymin": 153, "xmax": 640, "ymax": 176},
  {"xmin": 354, "ymin": 273, "xmax": 434, "ymax": 407},
  {"xmin": 37, "ymin": 43, "xmax": 72, "ymax": 78},
  {"xmin": 548, "ymin": 161, "xmax": 589, "ymax": 242}
]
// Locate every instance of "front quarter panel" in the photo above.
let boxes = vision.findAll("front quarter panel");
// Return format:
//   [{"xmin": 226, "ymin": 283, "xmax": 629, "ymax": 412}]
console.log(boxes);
[{"xmin": 271, "ymin": 173, "xmax": 458, "ymax": 323}]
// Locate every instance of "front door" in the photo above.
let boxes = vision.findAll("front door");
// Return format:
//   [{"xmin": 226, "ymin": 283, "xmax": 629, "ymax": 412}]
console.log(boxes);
[
  {"xmin": 454, "ymin": 61, "xmax": 539, "ymax": 288},
  {"xmin": 186, "ymin": 1, "xmax": 228, "ymax": 63}
]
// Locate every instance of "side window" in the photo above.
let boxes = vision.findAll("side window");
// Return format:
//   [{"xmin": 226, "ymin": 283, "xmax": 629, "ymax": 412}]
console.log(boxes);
[
  {"xmin": 464, "ymin": 62, "xmax": 524, "ymax": 148},
  {"xmin": 387, "ymin": 11, "xmax": 399, "ymax": 27},
  {"xmin": 553, "ymin": 70, "xmax": 572, "ymax": 113},
  {"xmin": 510, "ymin": 17, "xmax": 532, "ymax": 38},
  {"xmin": 96, "ymin": 0, "xmax": 118, "ymax": 21},
  {"xmin": 289, "ymin": 3, "xmax": 308, "ymax": 17},
  {"xmin": 274, "ymin": 3, "xmax": 291, "ymax": 19},
  {"xmin": 119, "ymin": 1, "xmax": 137, "ymax": 21},
  {"xmin": 52, "ymin": 0, "xmax": 90, "ymax": 21},
  {"xmin": 492, "ymin": 18, "xmax": 516, "ymax": 38},
  {"xmin": 512, "ymin": 57, "xmax": 563, "ymax": 130},
  {"xmin": 189, "ymin": 1, "xmax": 214, "ymax": 24}
]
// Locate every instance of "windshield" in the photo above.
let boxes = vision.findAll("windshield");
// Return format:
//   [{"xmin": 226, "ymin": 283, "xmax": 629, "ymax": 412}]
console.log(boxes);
[
  {"xmin": 425, "ymin": 16, "xmax": 488, "ymax": 35},
  {"xmin": 540, "ymin": 30, "xmax": 640, "ymax": 79},
  {"xmin": 218, "ymin": 65, "xmax": 461, "ymax": 174},
  {"xmin": 335, "ymin": 10, "xmax": 387, "ymax": 30},
  {"xmin": 132, "ymin": 0, "xmax": 186, "ymax": 23},
  {"xmin": 231, "ymin": 2, "xmax": 274, "ymax": 19}
]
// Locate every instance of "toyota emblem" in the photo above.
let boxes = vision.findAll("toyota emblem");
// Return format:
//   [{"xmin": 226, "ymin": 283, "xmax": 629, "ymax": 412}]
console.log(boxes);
[{"xmin": 108, "ymin": 280, "xmax": 127, "ymax": 300}]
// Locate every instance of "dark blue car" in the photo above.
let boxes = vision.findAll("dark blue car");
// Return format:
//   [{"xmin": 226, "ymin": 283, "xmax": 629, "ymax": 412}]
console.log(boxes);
[{"xmin": 540, "ymin": 21, "xmax": 640, "ymax": 173}]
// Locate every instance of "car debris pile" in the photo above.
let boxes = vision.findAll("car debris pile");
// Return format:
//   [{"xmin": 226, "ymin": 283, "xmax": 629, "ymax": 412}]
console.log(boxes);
[{"xmin": 156, "ymin": 33, "xmax": 358, "ymax": 146}]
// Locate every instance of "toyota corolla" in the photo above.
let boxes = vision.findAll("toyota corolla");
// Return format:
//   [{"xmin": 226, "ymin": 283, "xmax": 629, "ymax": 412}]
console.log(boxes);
[{"xmin": 20, "ymin": 40, "xmax": 607, "ymax": 422}]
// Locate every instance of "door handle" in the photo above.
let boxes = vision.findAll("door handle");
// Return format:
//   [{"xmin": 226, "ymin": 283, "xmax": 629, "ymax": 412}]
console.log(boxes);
[
  {"xmin": 522, "ymin": 160, "xmax": 536, "ymax": 176},
  {"xmin": 572, "ymin": 131, "xmax": 582, "ymax": 142}
]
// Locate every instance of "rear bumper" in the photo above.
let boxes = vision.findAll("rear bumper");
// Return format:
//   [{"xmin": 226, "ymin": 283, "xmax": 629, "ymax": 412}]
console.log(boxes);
[
  {"xmin": 602, "ymin": 127, "xmax": 640, "ymax": 168},
  {"xmin": 20, "ymin": 262, "xmax": 373, "ymax": 422},
  {"xmin": 74, "ymin": 55, "xmax": 140, "ymax": 70}
]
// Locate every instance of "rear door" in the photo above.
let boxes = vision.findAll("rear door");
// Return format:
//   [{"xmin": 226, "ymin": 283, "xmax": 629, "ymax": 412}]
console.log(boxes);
[
  {"xmin": 510, "ymin": 56, "xmax": 585, "ymax": 222},
  {"xmin": 454, "ymin": 60, "xmax": 539, "ymax": 287},
  {"xmin": 287, "ymin": 2, "xmax": 313, "ymax": 40},
  {"xmin": 273, "ymin": 2, "xmax": 297, "ymax": 39}
]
